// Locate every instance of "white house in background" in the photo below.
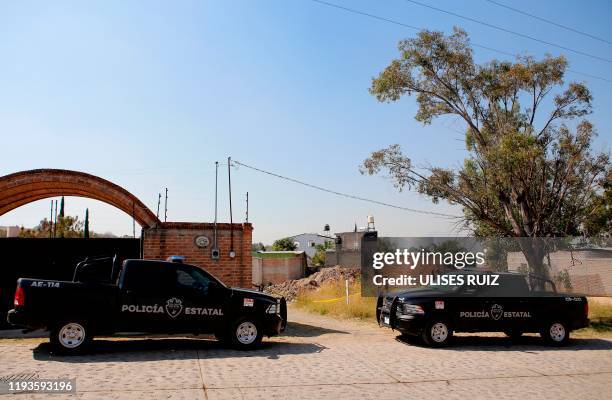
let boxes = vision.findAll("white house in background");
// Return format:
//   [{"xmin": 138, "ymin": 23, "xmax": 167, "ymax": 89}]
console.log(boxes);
[{"xmin": 288, "ymin": 233, "xmax": 334, "ymax": 259}]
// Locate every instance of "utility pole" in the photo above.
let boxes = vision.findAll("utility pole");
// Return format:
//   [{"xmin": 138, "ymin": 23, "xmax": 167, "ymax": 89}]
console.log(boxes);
[
  {"xmin": 212, "ymin": 161, "xmax": 219, "ymax": 259},
  {"xmin": 164, "ymin": 188, "xmax": 168, "ymax": 222},
  {"xmin": 53, "ymin": 199, "xmax": 58, "ymax": 238},
  {"xmin": 49, "ymin": 200, "xmax": 54, "ymax": 238},
  {"xmin": 245, "ymin": 192, "xmax": 249, "ymax": 222},
  {"xmin": 156, "ymin": 193, "xmax": 161, "ymax": 220},
  {"xmin": 228, "ymin": 157, "xmax": 235, "ymax": 258}
]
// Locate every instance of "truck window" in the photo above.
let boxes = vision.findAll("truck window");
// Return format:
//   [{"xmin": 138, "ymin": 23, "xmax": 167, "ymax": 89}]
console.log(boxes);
[
  {"xmin": 122, "ymin": 263, "xmax": 175, "ymax": 292},
  {"xmin": 175, "ymin": 265, "xmax": 214, "ymax": 295},
  {"xmin": 476, "ymin": 275, "xmax": 530, "ymax": 297}
]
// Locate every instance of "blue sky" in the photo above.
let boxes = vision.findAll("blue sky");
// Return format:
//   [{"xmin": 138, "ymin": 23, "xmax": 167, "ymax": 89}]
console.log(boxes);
[{"xmin": 1, "ymin": 0, "xmax": 610, "ymax": 243}]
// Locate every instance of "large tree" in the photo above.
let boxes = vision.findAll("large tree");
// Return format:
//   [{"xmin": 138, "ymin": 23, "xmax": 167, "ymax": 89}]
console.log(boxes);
[{"xmin": 362, "ymin": 28, "xmax": 610, "ymax": 279}]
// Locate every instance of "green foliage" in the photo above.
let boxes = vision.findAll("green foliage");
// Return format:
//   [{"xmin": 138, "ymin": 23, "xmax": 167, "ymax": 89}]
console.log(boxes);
[
  {"xmin": 311, "ymin": 241, "xmax": 334, "ymax": 267},
  {"xmin": 84, "ymin": 208, "xmax": 90, "ymax": 238},
  {"xmin": 554, "ymin": 269, "xmax": 572, "ymax": 290},
  {"xmin": 363, "ymin": 28, "xmax": 610, "ymax": 278},
  {"xmin": 19, "ymin": 215, "xmax": 84, "ymax": 238},
  {"xmin": 59, "ymin": 196, "xmax": 65, "ymax": 218},
  {"xmin": 581, "ymin": 170, "xmax": 612, "ymax": 237},
  {"xmin": 272, "ymin": 237, "xmax": 297, "ymax": 251}
]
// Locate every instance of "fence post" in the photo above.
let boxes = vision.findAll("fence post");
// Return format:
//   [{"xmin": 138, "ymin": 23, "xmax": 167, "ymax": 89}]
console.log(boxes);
[{"xmin": 345, "ymin": 279, "xmax": 349, "ymax": 305}]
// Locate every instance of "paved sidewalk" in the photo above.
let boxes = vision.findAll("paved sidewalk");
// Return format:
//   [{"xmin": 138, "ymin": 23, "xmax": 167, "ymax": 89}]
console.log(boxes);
[{"xmin": 1, "ymin": 308, "xmax": 611, "ymax": 399}]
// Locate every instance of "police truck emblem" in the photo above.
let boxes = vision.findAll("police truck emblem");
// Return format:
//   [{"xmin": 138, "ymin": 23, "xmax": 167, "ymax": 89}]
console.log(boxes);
[
  {"xmin": 165, "ymin": 297, "xmax": 183, "ymax": 318},
  {"xmin": 491, "ymin": 304, "xmax": 503, "ymax": 320}
]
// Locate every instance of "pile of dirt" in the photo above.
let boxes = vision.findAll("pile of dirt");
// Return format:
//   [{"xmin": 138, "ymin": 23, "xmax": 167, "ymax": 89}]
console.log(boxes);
[{"xmin": 264, "ymin": 266, "xmax": 360, "ymax": 301}]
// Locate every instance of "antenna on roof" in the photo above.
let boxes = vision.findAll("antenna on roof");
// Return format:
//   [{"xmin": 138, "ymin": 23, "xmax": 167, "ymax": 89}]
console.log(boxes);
[{"xmin": 245, "ymin": 192, "xmax": 249, "ymax": 222}]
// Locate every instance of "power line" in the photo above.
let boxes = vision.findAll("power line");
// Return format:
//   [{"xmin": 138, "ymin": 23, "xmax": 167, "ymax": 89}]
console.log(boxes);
[
  {"xmin": 485, "ymin": 0, "xmax": 612, "ymax": 46},
  {"xmin": 231, "ymin": 159, "xmax": 460, "ymax": 218},
  {"xmin": 402, "ymin": 0, "xmax": 612, "ymax": 64},
  {"xmin": 311, "ymin": 0, "xmax": 420, "ymax": 30},
  {"xmin": 308, "ymin": 0, "xmax": 612, "ymax": 84}
]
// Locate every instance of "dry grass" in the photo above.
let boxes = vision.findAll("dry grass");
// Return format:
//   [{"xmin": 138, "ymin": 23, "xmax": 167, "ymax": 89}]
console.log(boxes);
[
  {"xmin": 574, "ymin": 297, "xmax": 612, "ymax": 337},
  {"xmin": 294, "ymin": 280, "xmax": 377, "ymax": 320}
]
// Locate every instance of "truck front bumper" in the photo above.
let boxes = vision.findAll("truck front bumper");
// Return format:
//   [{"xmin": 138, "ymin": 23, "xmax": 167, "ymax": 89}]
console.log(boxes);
[{"xmin": 379, "ymin": 307, "xmax": 426, "ymax": 336}]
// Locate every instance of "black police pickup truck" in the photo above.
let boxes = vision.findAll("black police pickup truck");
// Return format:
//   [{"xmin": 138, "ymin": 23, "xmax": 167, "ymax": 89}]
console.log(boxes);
[
  {"xmin": 377, "ymin": 272, "xmax": 589, "ymax": 347},
  {"xmin": 7, "ymin": 258, "xmax": 287, "ymax": 353}
]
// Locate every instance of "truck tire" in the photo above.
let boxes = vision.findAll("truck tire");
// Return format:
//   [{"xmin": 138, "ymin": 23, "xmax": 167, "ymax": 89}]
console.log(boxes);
[
  {"xmin": 50, "ymin": 321, "xmax": 92, "ymax": 355},
  {"xmin": 422, "ymin": 319, "xmax": 452, "ymax": 347},
  {"xmin": 229, "ymin": 318, "xmax": 263, "ymax": 350},
  {"xmin": 540, "ymin": 321, "xmax": 570, "ymax": 346}
]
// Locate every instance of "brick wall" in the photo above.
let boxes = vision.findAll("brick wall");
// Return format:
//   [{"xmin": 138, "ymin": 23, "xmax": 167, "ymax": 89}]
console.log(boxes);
[
  {"xmin": 252, "ymin": 254, "xmax": 306, "ymax": 286},
  {"xmin": 143, "ymin": 222, "xmax": 252, "ymax": 288}
]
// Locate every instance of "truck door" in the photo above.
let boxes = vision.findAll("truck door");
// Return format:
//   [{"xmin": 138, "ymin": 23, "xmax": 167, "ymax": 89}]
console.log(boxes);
[
  {"xmin": 117, "ymin": 262, "xmax": 177, "ymax": 332},
  {"xmin": 173, "ymin": 265, "xmax": 228, "ymax": 334},
  {"xmin": 453, "ymin": 285, "xmax": 494, "ymax": 331},
  {"xmin": 468, "ymin": 275, "xmax": 532, "ymax": 333}
]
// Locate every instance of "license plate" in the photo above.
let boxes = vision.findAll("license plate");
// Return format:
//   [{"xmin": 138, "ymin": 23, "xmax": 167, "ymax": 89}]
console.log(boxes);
[{"xmin": 383, "ymin": 316, "xmax": 389, "ymax": 324}]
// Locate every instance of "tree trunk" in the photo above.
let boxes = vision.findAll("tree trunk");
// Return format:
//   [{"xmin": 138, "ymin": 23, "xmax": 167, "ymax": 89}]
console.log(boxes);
[{"xmin": 518, "ymin": 238, "xmax": 548, "ymax": 289}]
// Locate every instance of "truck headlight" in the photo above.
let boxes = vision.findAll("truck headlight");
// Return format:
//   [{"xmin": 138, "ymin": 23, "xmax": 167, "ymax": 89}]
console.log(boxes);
[
  {"xmin": 266, "ymin": 304, "xmax": 277, "ymax": 314},
  {"xmin": 402, "ymin": 304, "xmax": 425, "ymax": 315}
]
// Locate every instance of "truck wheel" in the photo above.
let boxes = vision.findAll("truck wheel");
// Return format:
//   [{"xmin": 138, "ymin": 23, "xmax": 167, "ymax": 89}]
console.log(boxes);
[
  {"xmin": 50, "ymin": 322, "xmax": 92, "ymax": 355},
  {"xmin": 422, "ymin": 320, "xmax": 452, "ymax": 347},
  {"xmin": 230, "ymin": 318, "xmax": 262, "ymax": 350},
  {"xmin": 540, "ymin": 321, "xmax": 570, "ymax": 346}
]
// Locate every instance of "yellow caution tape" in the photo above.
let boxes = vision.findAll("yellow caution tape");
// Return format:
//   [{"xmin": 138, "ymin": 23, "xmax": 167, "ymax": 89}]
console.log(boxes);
[{"xmin": 311, "ymin": 293, "xmax": 360, "ymax": 303}]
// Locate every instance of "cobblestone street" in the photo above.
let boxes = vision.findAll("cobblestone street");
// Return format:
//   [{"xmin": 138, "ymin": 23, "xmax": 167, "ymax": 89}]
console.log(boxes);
[{"xmin": 1, "ymin": 308, "xmax": 611, "ymax": 399}]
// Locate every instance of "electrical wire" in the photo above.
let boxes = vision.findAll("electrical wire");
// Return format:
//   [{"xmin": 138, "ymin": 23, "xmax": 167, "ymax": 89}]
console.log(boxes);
[
  {"xmin": 308, "ymin": 0, "xmax": 612, "ymax": 84},
  {"xmin": 484, "ymin": 0, "xmax": 612, "ymax": 45},
  {"xmin": 402, "ymin": 0, "xmax": 612, "ymax": 64},
  {"xmin": 231, "ymin": 159, "xmax": 461, "ymax": 218}
]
